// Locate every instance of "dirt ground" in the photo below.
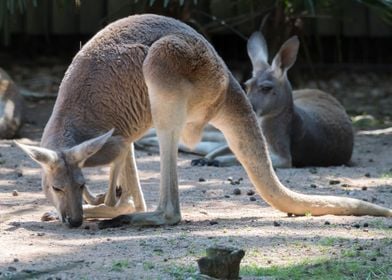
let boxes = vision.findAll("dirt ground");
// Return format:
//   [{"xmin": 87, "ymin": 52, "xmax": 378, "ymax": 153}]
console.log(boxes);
[{"xmin": 0, "ymin": 73, "xmax": 392, "ymax": 279}]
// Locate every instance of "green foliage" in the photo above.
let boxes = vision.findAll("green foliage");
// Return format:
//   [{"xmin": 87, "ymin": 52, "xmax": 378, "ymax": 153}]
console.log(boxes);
[
  {"xmin": 241, "ymin": 258, "xmax": 392, "ymax": 279},
  {"xmin": 110, "ymin": 259, "xmax": 130, "ymax": 272}
]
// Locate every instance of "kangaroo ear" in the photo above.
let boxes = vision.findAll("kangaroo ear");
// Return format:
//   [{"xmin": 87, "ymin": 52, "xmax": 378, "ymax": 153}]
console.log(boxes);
[
  {"xmin": 15, "ymin": 141, "xmax": 59, "ymax": 167},
  {"xmin": 66, "ymin": 129, "xmax": 114, "ymax": 166},
  {"xmin": 247, "ymin": 32, "xmax": 269, "ymax": 75},
  {"xmin": 271, "ymin": 36, "xmax": 299, "ymax": 77}
]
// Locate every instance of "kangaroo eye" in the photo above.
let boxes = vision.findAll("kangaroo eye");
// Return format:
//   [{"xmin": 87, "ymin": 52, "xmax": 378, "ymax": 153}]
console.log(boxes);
[
  {"xmin": 52, "ymin": 186, "xmax": 63, "ymax": 193},
  {"xmin": 260, "ymin": 86, "xmax": 273, "ymax": 93}
]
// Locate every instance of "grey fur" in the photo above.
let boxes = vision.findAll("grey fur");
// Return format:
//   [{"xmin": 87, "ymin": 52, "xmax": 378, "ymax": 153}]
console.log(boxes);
[{"xmin": 246, "ymin": 32, "xmax": 353, "ymax": 167}]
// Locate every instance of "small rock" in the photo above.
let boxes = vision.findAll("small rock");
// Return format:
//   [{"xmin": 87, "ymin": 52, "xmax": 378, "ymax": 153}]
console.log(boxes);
[
  {"xmin": 363, "ymin": 223, "xmax": 369, "ymax": 227},
  {"xmin": 16, "ymin": 171, "xmax": 23, "ymax": 177},
  {"xmin": 246, "ymin": 190, "xmax": 255, "ymax": 196},
  {"xmin": 287, "ymin": 213, "xmax": 293, "ymax": 217},
  {"xmin": 273, "ymin": 221, "xmax": 281, "ymax": 227},
  {"xmin": 324, "ymin": 221, "xmax": 331, "ymax": 225},
  {"xmin": 249, "ymin": 197, "xmax": 256, "ymax": 202},
  {"xmin": 84, "ymin": 225, "xmax": 90, "ymax": 230},
  {"xmin": 368, "ymin": 158, "xmax": 374, "ymax": 162},
  {"xmin": 37, "ymin": 232, "xmax": 45, "ymax": 236},
  {"xmin": 364, "ymin": 173, "xmax": 371, "ymax": 178},
  {"xmin": 199, "ymin": 177, "xmax": 206, "ymax": 182},
  {"xmin": 227, "ymin": 177, "xmax": 233, "ymax": 182},
  {"xmin": 310, "ymin": 184, "xmax": 317, "ymax": 188},
  {"xmin": 209, "ymin": 220, "xmax": 218, "ymax": 226},
  {"xmin": 329, "ymin": 180, "xmax": 340, "ymax": 185},
  {"xmin": 309, "ymin": 167, "xmax": 318, "ymax": 174},
  {"xmin": 232, "ymin": 188, "xmax": 241, "ymax": 195},
  {"xmin": 353, "ymin": 224, "xmax": 360, "ymax": 229},
  {"xmin": 12, "ymin": 190, "xmax": 18, "ymax": 196},
  {"xmin": 341, "ymin": 184, "xmax": 350, "ymax": 188},
  {"xmin": 197, "ymin": 246, "xmax": 245, "ymax": 279},
  {"xmin": 362, "ymin": 186, "xmax": 368, "ymax": 191},
  {"xmin": 370, "ymin": 257, "xmax": 377, "ymax": 261},
  {"xmin": 224, "ymin": 195, "xmax": 230, "ymax": 198},
  {"xmin": 8, "ymin": 266, "xmax": 17, "ymax": 272},
  {"xmin": 267, "ymin": 260, "xmax": 272, "ymax": 264},
  {"xmin": 21, "ymin": 269, "xmax": 35, "ymax": 274},
  {"xmin": 13, "ymin": 258, "xmax": 19, "ymax": 262}
]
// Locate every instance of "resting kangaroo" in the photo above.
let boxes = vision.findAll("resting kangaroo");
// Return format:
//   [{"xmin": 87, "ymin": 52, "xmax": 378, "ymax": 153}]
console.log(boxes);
[
  {"xmin": 16, "ymin": 14, "xmax": 391, "ymax": 228},
  {"xmin": 245, "ymin": 32, "xmax": 354, "ymax": 167},
  {"xmin": 188, "ymin": 32, "xmax": 354, "ymax": 168}
]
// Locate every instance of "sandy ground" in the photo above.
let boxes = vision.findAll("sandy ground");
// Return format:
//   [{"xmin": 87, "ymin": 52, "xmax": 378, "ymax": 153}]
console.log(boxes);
[{"xmin": 0, "ymin": 99, "xmax": 391, "ymax": 280}]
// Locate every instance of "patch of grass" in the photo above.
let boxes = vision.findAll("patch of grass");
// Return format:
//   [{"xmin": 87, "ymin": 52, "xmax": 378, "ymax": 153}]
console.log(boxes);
[
  {"xmin": 166, "ymin": 264, "xmax": 197, "ymax": 280},
  {"xmin": 143, "ymin": 261, "xmax": 155, "ymax": 270},
  {"xmin": 111, "ymin": 259, "xmax": 130, "ymax": 272},
  {"xmin": 351, "ymin": 114, "xmax": 381, "ymax": 129},
  {"xmin": 241, "ymin": 257, "xmax": 391, "ymax": 280},
  {"xmin": 319, "ymin": 237, "xmax": 339, "ymax": 247},
  {"xmin": 380, "ymin": 171, "xmax": 392, "ymax": 178}
]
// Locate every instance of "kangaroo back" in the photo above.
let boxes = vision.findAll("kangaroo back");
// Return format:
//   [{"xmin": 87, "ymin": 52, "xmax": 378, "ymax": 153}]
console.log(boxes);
[{"xmin": 291, "ymin": 89, "xmax": 353, "ymax": 166}]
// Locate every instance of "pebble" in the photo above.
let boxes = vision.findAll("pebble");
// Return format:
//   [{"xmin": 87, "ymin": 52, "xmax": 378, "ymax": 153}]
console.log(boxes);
[
  {"xmin": 362, "ymin": 186, "xmax": 368, "ymax": 191},
  {"xmin": 364, "ymin": 173, "xmax": 371, "ymax": 177},
  {"xmin": 273, "ymin": 221, "xmax": 281, "ymax": 227},
  {"xmin": 16, "ymin": 171, "xmax": 23, "ymax": 177},
  {"xmin": 329, "ymin": 180, "xmax": 340, "ymax": 185},
  {"xmin": 324, "ymin": 221, "xmax": 331, "ymax": 225},
  {"xmin": 13, "ymin": 258, "xmax": 19, "ymax": 263},
  {"xmin": 287, "ymin": 213, "xmax": 293, "ymax": 217},
  {"xmin": 310, "ymin": 184, "xmax": 317, "ymax": 188},
  {"xmin": 249, "ymin": 197, "xmax": 256, "ymax": 201},
  {"xmin": 353, "ymin": 224, "xmax": 360, "ymax": 229},
  {"xmin": 224, "ymin": 195, "xmax": 230, "ymax": 198},
  {"xmin": 198, "ymin": 177, "xmax": 206, "ymax": 182},
  {"xmin": 12, "ymin": 190, "xmax": 18, "ymax": 196},
  {"xmin": 309, "ymin": 167, "xmax": 318, "ymax": 174},
  {"xmin": 209, "ymin": 220, "xmax": 218, "ymax": 225},
  {"xmin": 8, "ymin": 266, "xmax": 16, "ymax": 272},
  {"xmin": 363, "ymin": 223, "xmax": 369, "ymax": 227},
  {"xmin": 370, "ymin": 257, "xmax": 377, "ymax": 261},
  {"xmin": 246, "ymin": 190, "xmax": 255, "ymax": 196},
  {"xmin": 232, "ymin": 188, "xmax": 241, "ymax": 195},
  {"xmin": 37, "ymin": 232, "xmax": 45, "ymax": 236}
]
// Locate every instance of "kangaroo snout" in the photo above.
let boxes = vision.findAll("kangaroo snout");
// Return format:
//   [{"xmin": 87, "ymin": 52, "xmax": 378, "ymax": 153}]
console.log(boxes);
[{"xmin": 65, "ymin": 215, "xmax": 83, "ymax": 228}]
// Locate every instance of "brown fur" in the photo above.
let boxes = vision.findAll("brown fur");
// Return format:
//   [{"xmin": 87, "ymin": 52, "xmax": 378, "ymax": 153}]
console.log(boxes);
[{"xmin": 16, "ymin": 15, "xmax": 391, "ymax": 228}]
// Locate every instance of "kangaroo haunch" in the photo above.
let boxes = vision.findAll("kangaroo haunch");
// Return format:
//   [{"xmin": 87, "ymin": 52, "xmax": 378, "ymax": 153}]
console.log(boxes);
[{"xmin": 16, "ymin": 14, "xmax": 391, "ymax": 228}]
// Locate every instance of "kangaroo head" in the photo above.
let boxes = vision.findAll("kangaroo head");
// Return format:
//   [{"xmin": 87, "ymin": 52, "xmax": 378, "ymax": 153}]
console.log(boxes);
[
  {"xmin": 245, "ymin": 32, "xmax": 299, "ymax": 117},
  {"xmin": 15, "ymin": 129, "xmax": 114, "ymax": 228}
]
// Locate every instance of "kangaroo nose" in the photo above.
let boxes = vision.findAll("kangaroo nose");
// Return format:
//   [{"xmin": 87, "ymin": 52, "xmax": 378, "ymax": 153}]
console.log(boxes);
[{"xmin": 65, "ymin": 216, "xmax": 83, "ymax": 228}]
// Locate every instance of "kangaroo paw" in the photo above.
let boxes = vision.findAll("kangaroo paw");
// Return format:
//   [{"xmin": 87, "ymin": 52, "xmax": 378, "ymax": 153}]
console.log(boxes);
[{"xmin": 41, "ymin": 211, "xmax": 59, "ymax": 222}]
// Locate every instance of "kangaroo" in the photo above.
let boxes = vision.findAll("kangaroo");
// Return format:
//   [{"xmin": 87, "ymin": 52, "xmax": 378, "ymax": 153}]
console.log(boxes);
[
  {"xmin": 16, "ymin": 14, "xmax": 391, "ymax": 228},
  {"xmin": 245, "ymin": 32, "xmax": 354, "ymax": 168},
  {"xmin": 0, "ymin": 68, "xmax": 23, "ymax": 139}
]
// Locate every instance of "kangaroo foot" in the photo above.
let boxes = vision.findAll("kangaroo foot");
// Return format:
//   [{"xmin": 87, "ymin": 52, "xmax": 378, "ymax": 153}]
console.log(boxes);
[
  {"xmin": 98, "ymin": 210, "xmax": 181, "ymax": 229},
  {"xmin": 83, "ymin": 200, "xmax": 135, "ymax": 219}
]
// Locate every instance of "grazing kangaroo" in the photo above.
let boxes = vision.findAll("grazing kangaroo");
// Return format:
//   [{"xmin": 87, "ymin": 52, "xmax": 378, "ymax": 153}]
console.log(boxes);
[
  {"xmin": 245, "ymin": 32, "xmax": 354, "ymax": 168},
  {"xmin": 0, "ymin": 68, "xmax": 23, "ymax": 139},
  {"xmin": 16, "ymin": 14, "xmax": 391, "ymax": 228}
]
